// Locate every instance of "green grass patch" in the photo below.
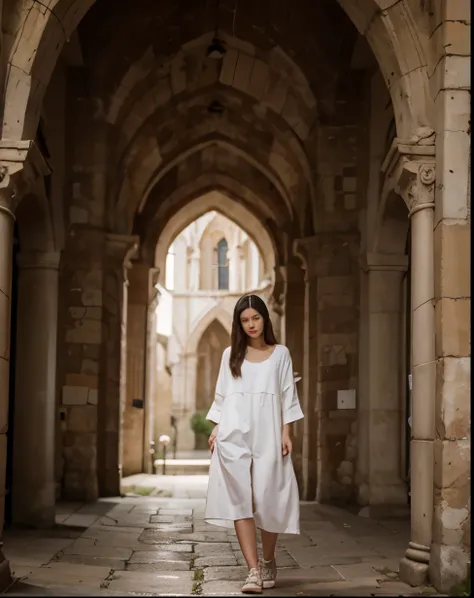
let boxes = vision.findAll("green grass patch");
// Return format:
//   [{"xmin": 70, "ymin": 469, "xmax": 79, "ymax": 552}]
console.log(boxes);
[{"xmin": 192, "ymin": 568, "xmax": 204, "ymax": 595}]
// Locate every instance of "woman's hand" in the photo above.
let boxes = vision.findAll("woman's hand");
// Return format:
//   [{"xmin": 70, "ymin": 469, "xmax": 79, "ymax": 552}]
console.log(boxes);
[
  {"xmin": 281, "ymin": 425, "xmax": 292, "ymax": 457},
  {"xmin": 208, "ymin": 425, "xmax": 218, "ymax": 453}
]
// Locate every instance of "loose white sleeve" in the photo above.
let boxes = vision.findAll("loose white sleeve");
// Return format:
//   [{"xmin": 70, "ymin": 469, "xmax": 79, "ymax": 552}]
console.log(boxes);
[
  {"xmin": 280, "ymin": 348, "xmax": 304, "ymax": 425},
  {"xmin": 206, "ymin": 350, "xmax": 227, "ymax": 424}
]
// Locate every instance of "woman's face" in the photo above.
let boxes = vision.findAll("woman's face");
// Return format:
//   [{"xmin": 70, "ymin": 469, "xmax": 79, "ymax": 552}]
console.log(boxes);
[{"xmin": 240, "ymin": 307, "xmax": 264, "ymax": 340}]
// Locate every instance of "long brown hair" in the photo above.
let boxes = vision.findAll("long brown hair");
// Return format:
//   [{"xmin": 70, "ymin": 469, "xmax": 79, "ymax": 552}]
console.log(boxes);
[{"xmin": 229, "ymin": 294, "xmax": 277, "ymax": 378}]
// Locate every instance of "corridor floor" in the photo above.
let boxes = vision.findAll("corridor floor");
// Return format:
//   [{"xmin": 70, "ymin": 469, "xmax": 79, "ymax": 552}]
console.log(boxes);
[{"xmin": 4, "ymin": 476, "xmax": 440, "ymax": 596}]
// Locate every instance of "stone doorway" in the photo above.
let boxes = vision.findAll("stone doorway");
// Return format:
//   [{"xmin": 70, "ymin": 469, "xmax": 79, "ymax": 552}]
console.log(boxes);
[{"xmin": 195, "ymin": 318, "xmax": 229, "ymax": 449}]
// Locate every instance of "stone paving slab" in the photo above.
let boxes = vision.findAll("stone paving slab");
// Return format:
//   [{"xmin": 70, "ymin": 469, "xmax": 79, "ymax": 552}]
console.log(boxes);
[
  {"xmin": 4, "ymin": 476, "xmax": 441, "ymax": 597},
  {"xmin": 128, "ymin": 550, "xmax": 193, "ymax": 564},
  {"xmin": 52, "ymin": 554, "xmax": 127, "ymax": 570},
  {"xmin": 194, "ymin": 555, "xmax": 239, "ymax": 567},
  {"xmin": 9, "ymin": 562, "xmax": 112, "ymax": 591},
  {"xmin": 106, "ymin": 570, "xmax": 194, "ymax": 594}
]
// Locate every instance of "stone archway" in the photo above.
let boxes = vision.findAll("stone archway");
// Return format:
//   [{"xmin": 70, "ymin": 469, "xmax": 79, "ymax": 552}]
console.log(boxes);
[
  {"xmin": 2, "ymin": 1, "xmax": 435, "ymax": 142},
  {"xmin": 154, "ymin": 190, "xmax": 276, "ymax": 289},
  {"xmin": 186, "ymin": 304, "xmax": 233, "ymax": 356},
  {"xmin": 194, "ymin": 319, "xmax": 229, "ymax": 448},
  {"xmin": 0, "ymin": 1, "xmax": 469, "ymax": 593}
]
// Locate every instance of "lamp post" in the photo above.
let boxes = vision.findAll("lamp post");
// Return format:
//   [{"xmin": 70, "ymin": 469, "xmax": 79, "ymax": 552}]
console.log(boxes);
[{"xmin": 159, "ymin": 434, "xmax": 171, "ymax": 476}]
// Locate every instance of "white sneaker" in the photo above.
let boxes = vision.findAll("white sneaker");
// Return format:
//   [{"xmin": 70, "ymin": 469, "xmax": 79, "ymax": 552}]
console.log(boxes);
[
  {"xmin": 259, "ymin": 558, "xmax": 277, "ymax": 589},
  {"xmin": 241, "ymin": 567, "xmax": 263, "ymax": 594}
]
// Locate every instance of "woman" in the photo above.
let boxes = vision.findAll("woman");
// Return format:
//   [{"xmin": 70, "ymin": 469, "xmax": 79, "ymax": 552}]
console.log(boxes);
[{"xmin": 205, "ymin": 294, "xmax": 304, "ymax": 594}]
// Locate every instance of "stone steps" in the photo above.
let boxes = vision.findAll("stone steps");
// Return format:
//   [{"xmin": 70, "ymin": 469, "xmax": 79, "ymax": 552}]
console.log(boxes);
[{"xmin": 153, "ymin": 458, "xmax": 210, "ymax": 476}]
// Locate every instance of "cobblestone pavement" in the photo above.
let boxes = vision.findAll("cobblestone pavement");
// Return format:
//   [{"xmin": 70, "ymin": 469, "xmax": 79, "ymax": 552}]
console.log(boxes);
[{"xmin": 4, "ymin": 476, "xmax": 440, "ymax": 596}]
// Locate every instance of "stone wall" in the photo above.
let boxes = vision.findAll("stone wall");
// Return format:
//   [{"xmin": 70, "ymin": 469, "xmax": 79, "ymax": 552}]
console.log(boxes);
[
  {"xmin": 58, "ymin": 229, "xmax": 104, "ymax": 500},
  {"xmin": 313, "ymin": 236, "xmax": 360, "ymax": 503},
  {"xmin": 305, "ymin": 72, "xmax": 366, "ymax": 503},
  {"xmin": 429, "ymin": 1, "xmax": 471, "ymax": 587},
  {"xmin": 56, "ymin": 70, "xmax": 108, "ymax": 500}
]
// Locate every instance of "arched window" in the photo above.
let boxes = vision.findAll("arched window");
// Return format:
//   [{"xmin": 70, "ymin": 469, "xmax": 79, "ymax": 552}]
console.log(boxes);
[{"xmin": 217, "ymin": 238, "xmax": 229, "ymax": 290}]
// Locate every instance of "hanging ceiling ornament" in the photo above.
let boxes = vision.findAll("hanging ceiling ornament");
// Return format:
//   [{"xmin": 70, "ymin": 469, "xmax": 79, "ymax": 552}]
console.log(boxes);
[{"xmin": 206, "ymin": 0, "xmax": 226, "ymax": 59}]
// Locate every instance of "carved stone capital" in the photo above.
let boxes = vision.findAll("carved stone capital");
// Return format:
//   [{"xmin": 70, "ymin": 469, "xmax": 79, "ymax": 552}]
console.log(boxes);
[
  {"xmin": 293, "ymin": 236, "xmax": 319, "ymax": 280},
  {"xmin": 0, "ymin": 140, "xmax": 51, "ymax": 217},
  {"xmin": 105, "ymin": 234, "xmax": 140, "ymax": 283},
  {"xmin": 396, "ymin": 161, "xmax": 435, "ymax": 216},
  {"xmin": 380, "ymin": 128, "xmax": 436, "ymax": 218}
]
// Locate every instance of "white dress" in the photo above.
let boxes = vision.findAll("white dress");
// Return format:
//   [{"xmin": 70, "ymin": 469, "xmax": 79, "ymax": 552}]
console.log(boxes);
[{"xmin": 205, "ymin": 344, "xmax": 304, "ymax": 534}]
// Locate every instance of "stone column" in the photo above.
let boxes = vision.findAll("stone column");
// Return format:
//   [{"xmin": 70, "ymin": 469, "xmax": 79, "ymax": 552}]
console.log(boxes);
[
  {"xmin": 143, "ymin": 286, "xmax": 159, "ymax": 473},
  {"xmin": 294, "ymin": 238, "xmax": 319, "ymax": 502},
  {"xmin": 357, "ymin": 254, "xmax": 408, "ymax": 512},
  {"xmin": 0, "ymin": 146, "xmax": 49, "ymax": 582},
  {"xmin": 123, "ymin": 262, "xmax": 158, "ymax": 475},
  {"xmin": 0, "ymin": 187, "xmax": 15, "ymax": 587},
  {"xmin": 98, "ymin": 234, "xmax": 138, "ymax": 495},
  {"xmin": 12, "ymin": 251, "xmax": 60, "ymax": 527},
  {"xmin": 228, "ymin": 243, "xmax": 239, "ymax": 292},
  {"xmin": 396, "ymin": 162, "xmax": 436, "ymax": 586},
  {"xmin": 189, "ymin": 248, "xmax": 200, "ymax": 291},
  {"xmin": 182, "ymin": 353, "xmax": 198, "ymax": 451},
  {"xmin": 283, "ymin": 259, "xmax": 306, "ymax": 491}
]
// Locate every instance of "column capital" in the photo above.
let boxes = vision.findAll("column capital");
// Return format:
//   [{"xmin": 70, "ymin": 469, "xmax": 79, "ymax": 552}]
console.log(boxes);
[
  {"xmin": 359, "ymin": 252, "xmax": 409, "ymax": 273},
  {"xmin": 381, "ymin": 127, "xmax": 435, "ymax": 217},
  {"xmin": 105, "ymin": 234, "xmax": 139, "ymax": 264},
  {"xmin": 16, "ymin": 251, "xmax": 61, "ymax": 270},
  {"xmin": 105, "ymin": 234, "xmax": 140, "ymax": 284},
  {"xmin": 396, "ymin": 162, "xmax": 435, "ymax": 216},
  {"xmin": 0, "ymin": 139, "xmax": 51, "ymax": 218},
  {"xmin": 292, "ymin": 236, "xmax": 319, "ymax": 281}
]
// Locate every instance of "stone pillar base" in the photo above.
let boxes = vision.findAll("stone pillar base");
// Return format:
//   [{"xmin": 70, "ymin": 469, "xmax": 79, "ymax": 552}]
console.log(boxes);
[{"xmin": 399, "ymin": 556, "xmax": 429, "ymax": 586}]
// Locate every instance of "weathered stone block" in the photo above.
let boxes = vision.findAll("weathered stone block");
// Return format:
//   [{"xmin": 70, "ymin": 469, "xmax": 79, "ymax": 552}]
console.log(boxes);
[
  {"xmin": 81, "ymin": 290, "xmax": 103, "ymax": 307},
  {"xmin": 67, "ymin": 406, "xmax": 98, "ymax": 432},
  {"xmin": 435, "ymin": 357, "xmax": 470, "ymax": 440},
  {"xmin": 62, "ymin": 386, "xmax": 88, "ymax": 406},
  {"xmin": 264, "ymin": 73, "xmax": 288, "ymax": 114},
  {"xmin": 320, "ymin": 345, "xmax": 348, "ymax": 366},
  {"xmin": 434, "ymin": 221, "xmax": 470, "ymax": 300},
  {"xmin": 433, "ymin": 487, "xmax": 470, "ymax": 546},
  {"xmin": 319, "ymin": 364, "xmax": 351, "ymax": 383},
  {"xmin": 433, "ymin": 438, "xmax": 470, "ymax": 490},
  {"xmin": 69, "ymin": 307, "xmax": 86, "ymax": 319},
  {"xmin": 66, "ymin": 319, "xmax": 102, "ymax": 344},
  {"xmin": 435, "ymin": 128, "xmax": 470, "ymax": 222},
  {"xmin": 435, "ymin": 298, "xmax": 470, "ymax": 357},
  {"xmin": 429, "ymin": 543, "xmax": 470, "ymax": 593},
  {"xmin": 66, "ymin": 374, "xmax": 98, "ymax": 389},
  {"xmin": 81, "ymin": 358, "xmax": 99, "ymax": 375}
]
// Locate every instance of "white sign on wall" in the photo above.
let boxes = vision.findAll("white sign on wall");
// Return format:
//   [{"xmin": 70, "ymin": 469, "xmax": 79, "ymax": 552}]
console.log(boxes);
[{"xmin": 337, "ymin": 389, "xmax": 356, "ymax": 410}]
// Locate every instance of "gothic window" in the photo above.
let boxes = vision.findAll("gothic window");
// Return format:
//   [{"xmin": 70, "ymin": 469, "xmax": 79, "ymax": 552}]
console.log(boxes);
[{"xmin": 217, "ymin": 238, "xmax": 229, "ymax": 290}]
